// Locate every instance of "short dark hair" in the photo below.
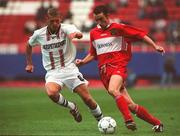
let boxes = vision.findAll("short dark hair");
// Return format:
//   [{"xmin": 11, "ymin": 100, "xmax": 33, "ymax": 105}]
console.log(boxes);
[
  {"xmin": 47, "ymin": 8, "xmax": 60, "ymax": 17},
  {"xmin": 93, "ymin": 5, "xmax": 108, "ymax": 16}
]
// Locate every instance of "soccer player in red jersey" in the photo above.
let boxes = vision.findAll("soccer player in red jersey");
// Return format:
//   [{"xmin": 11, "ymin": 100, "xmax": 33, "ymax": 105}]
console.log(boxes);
[{"xmin": 76, "ymin": 5, "xmax": 164, "ymax": 132}]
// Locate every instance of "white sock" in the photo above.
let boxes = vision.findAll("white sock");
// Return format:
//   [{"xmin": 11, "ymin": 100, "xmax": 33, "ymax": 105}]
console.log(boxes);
[
  {"xmin": 57, "ymin": 93, "xmax": 75, "ymax": 110},
  {"xmin": 90, "ymin": 104, "xmax": 103, "ymax": 121}
]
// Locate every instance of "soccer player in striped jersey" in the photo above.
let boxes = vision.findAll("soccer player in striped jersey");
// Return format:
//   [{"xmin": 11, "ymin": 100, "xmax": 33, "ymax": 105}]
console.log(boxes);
[
  {"xmin": 76, "ymin": 5, "xmax": 164, "ymax": 132},
  {"xmin": 25, "ymin": 8, "xmax": 103, "ymax": 123}
]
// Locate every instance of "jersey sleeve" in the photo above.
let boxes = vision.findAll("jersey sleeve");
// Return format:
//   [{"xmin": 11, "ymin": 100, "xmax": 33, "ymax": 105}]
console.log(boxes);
[
  {"xmin": 64, "ymin": 24, "xmax": 81, "ymax": 35},
  {"xmin": 118, "ymin": 24, "xmax": 147, "ymax": 41},
  {"xmin": 28, "ymin": 31, "xmax": 39, "ymax": 46}
]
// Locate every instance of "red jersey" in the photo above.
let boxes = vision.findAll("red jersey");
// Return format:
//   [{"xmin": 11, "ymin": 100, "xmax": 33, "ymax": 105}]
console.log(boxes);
[{"xmin": 89, "ymin": 23, "xmax": 147, "ymax": 67}]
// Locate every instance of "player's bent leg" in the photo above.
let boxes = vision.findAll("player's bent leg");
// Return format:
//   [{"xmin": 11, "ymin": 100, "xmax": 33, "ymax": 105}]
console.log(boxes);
[
  {"xmin": 130, "ymin": 104, "xmax": 163, "ymax": 132},
  {"xmin": 45, "ymin": 82, "xmax": 61, "ymax": 102},
  {"xmin": 120, "ymin": 87, "xmax": 138, "ymax": 113},
  {"xmin": 45, "ymin": 82, "xmax": 82, "ymax": 122},
  {"xmin": 74, "ymin": 84, "xmax": 97, "ymax": 109},
  {"xmin": 121, "ymin": 87, "xmax": 137, "ymax": 130},
  {"xmin": 119, "ymin": 86, "xmax": 137, "ymax": 131},
  {"xmin": 121, "ymin": 86, "xmax": 163, "ymax": 132},
  {"xmin": 57, "ymin": 93, "xmax": 82, "ymax": 122},
  {"xmin": 108, "ymin": 75, "xmax": 136, "ymax": 131},
  {"xmin": 74, "ymin": 84, "xmax": 103, "ymax": 121},
  {"xmin": 135, "ymin": 105, "xmax": 163, "ymax": 131}
]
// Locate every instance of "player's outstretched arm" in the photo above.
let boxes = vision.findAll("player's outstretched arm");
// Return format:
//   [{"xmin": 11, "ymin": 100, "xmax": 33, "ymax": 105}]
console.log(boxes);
[
  {"xmin": 69, "ymin": 32, "xmax": 83, "ymax": 39},
  {"xmin": 143, "ymin": 35, "xmax": 165, "ymax": 54},
  {"xmin": 75, "ymin": 53, "xmax": 95, "ymax": 67},
  {"xmin": 25, "ymin": 44, "xmax": 34, "ymax": 73}
]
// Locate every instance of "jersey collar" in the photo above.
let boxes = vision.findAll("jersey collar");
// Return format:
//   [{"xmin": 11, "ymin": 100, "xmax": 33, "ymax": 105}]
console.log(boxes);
[
  {"xmin": 46, "ymin": 25, "xmax": 61, "ymax": 41},
  {"xmin": 97, "ymin": 23, "xmax": 112, "ymax": 30}
]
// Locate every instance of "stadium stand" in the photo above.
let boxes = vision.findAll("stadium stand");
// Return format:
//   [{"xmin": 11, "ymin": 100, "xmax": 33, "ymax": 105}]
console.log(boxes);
[
  {"xmin": 0, "ymin": 0, "xmax": 179, "ymax": 54},
  {"xmin": 0, "ymin": 0, "xmax": 180, "ymax": 81}
]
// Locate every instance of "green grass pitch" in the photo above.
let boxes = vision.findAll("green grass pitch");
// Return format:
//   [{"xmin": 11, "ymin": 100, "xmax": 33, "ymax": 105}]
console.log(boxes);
[{"xmin": 0, "ymin": 87, "xmax": 180, "ymax": 136}]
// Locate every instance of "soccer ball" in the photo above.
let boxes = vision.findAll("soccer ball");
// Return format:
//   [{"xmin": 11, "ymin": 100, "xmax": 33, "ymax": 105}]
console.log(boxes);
[{"xmin": 98, "ymin": 116, "xmax": 117, "ymax": 134}]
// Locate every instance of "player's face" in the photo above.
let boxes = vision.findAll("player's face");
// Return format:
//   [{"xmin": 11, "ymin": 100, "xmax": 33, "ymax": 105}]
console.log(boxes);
[
  {"xmin": 94, "ymin": 13, "xmax": 109, "ymax": 30},
  {"xmin": 47, "ymin": 15, "xmax": 61, "ymax": 31}
]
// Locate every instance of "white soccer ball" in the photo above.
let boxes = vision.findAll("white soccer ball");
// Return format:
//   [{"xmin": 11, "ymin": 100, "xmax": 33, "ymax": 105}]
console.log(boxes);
[{"xmin": 98, "ymin": 116, "xmax": 117, "ymax": 134}]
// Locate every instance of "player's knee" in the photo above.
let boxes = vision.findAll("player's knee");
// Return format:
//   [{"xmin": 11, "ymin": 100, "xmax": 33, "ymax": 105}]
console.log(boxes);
[
  {"xmin": 47, "ymin": 90, "xmax": 59, "ymax": 103},
  {"xmin": 108, "ymin": 89, "xmax": 121, "ymax": 98},
  {"xmin": 128, "ymin": 103, "xmax": 137, "ymax": 113}
]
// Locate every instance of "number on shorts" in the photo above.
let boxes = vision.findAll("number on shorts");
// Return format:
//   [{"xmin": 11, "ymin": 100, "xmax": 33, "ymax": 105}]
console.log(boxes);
[{"xmin": 77, "ymin": 75, "xmax": 85, "ymax": 81}]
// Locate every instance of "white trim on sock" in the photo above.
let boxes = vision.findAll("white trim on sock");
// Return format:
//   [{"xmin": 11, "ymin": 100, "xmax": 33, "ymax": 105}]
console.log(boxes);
[
  {"xmin": 90, "ymin": 104, "xmax": 103, "ymax": 121},
  {"xmin": 57, "ymin": 94, "xmax": 75, "ymax": 110}
]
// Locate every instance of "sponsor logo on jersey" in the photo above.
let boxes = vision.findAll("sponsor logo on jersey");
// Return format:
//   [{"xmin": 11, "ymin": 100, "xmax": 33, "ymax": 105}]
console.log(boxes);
[
  {"xmin": 93, "ymin": 36, "xmax": 123, "ymax": 55},
  {"xmin": 43, "ymin": 40, "xmax": 66, "ymax": 50},
  {"xmin": 97, "ymin": 42, "xmax": 113, "ymax": 49}
]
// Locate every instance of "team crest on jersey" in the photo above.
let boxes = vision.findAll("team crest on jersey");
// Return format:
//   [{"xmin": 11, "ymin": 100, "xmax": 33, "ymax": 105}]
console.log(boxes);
[{"xmin": 110, "ymin": 28, "xmax": 120, "ymax": 36}]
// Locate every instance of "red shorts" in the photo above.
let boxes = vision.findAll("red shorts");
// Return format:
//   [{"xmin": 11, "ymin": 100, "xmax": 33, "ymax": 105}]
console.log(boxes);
[{"xmin": 99, "ymin": 63, "xmax": 127, "ymax": 90}]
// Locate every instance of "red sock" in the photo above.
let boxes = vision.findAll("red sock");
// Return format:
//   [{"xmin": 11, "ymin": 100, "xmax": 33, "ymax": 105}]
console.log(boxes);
[
  {"xmin": 136, "ymin": 105, "xmax": 161, "ymax": 125},
  {"xmin": 115, "ymin": 95, "xmax": 133, "ymax": 122}
]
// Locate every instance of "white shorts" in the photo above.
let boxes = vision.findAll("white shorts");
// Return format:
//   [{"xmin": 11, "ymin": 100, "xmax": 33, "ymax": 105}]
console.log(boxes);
[{"xmin": 45, "ymin": 63, "xmax": 88, "ymax": 91}]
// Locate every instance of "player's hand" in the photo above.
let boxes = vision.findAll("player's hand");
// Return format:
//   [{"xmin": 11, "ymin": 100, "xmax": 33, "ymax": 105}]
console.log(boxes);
[
  {"xmin": 155, "ymin": 46, "xmax": 165, "ymax": 55},
  {"xmin": 75, "ymin": 59, "xmax": 84, "ymax": 67},
  {"xmin": 75, "ymin": 32, "xmax": 83, "ymax": 39},
  {"xmin": 25, "ymin": 64, "xmax": 34, "ymax": 73},
  {"xmin": 69, "ymin": 32, "xmax": 83, "ymax": 39}
]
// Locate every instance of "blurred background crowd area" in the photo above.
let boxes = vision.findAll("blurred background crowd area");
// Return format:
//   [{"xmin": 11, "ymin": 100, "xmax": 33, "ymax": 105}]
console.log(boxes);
[
  {"xmin": 0, "ymin": 0, "xmax": 180, "ymax": 87},
  {"xmin": 0, "ymin": 0, "xmax": 179, "ymax": 54}
]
